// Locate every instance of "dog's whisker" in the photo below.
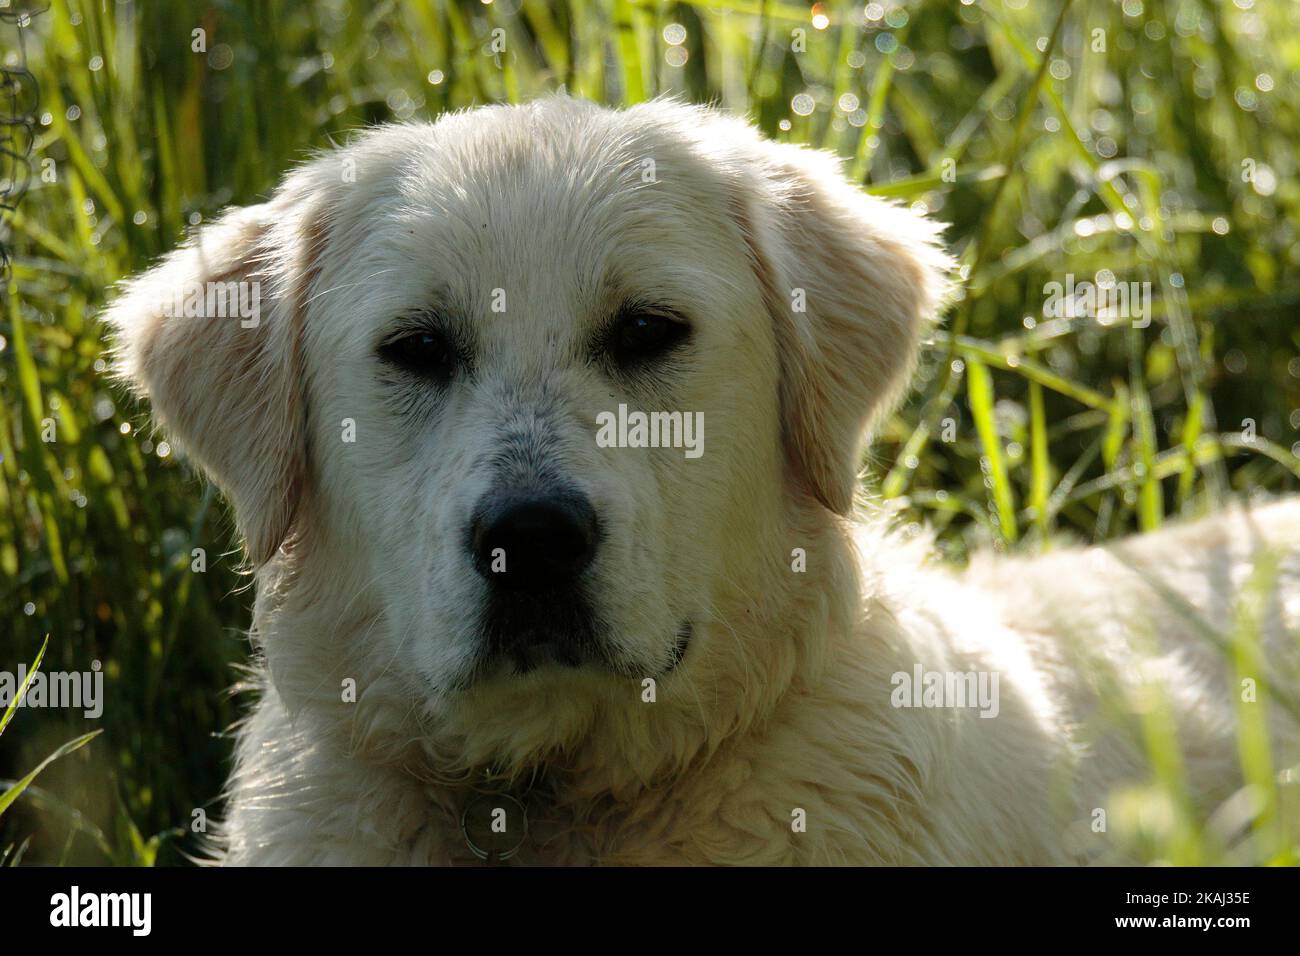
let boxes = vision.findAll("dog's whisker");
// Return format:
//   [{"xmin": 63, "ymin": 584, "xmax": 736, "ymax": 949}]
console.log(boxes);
[{"xmin": 303, "ymin": 268, "xmax": 400, "ymax": 306}]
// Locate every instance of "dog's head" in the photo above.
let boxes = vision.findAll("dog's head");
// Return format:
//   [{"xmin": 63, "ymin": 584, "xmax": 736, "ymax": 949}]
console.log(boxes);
[{"xmin": 106, "ymin": 98, "xmax": 949, "ymax": 766}]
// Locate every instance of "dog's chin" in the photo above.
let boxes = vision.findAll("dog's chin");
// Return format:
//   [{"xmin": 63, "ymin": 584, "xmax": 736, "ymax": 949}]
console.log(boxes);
[
  {"xmin": 415, "ymin": 621, "xmax": 694, "ymax": 771},
  {"xmin": 462, "ymin": 618, "xmax": 694, "ymax": 689},
  {"xmin": 469, "ymin": 586, "xmax": 693, "ymax": 684}
]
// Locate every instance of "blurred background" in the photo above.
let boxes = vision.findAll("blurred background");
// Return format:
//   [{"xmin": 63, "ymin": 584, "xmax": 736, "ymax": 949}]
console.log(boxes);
[{"xmin": 1, "ymin": 0, "xmax": 1297, "ymax": 865}]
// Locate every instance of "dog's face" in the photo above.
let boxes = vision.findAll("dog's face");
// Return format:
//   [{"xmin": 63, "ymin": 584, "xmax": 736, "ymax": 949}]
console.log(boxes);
[
  {"xmin": 107, "ymin": 99, "xmax": 949, "ymax": 747},
  {"xmin": 304, "ymin": 109, "xmax": 783, "ymax": 699}
]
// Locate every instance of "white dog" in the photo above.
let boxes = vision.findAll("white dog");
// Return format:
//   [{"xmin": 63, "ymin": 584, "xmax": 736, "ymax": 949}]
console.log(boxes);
[{"xmin": 106, "ymin": 97, "xmax": 1300, "ymax": 865}]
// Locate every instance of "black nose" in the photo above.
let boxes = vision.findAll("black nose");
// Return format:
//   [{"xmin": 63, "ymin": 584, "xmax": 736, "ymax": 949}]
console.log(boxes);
[{"xmin": 471, "ymin": 491, "xmax": 599, "ymax": 591}]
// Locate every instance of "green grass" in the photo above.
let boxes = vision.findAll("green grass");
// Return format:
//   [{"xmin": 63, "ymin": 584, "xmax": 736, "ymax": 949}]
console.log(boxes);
[
  {"xmin": 1, "ymin": 0, "xmax": 1297, "ymax": 865},
  {"xmin": 0, "ymin": 635, "xmax": 102, "ymax": 867}
]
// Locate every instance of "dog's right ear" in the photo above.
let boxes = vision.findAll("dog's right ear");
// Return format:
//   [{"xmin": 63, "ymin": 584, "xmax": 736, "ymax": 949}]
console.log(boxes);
[{"xmin": 104, "ymin": 189, "xmax": 327, "ymax": 566}]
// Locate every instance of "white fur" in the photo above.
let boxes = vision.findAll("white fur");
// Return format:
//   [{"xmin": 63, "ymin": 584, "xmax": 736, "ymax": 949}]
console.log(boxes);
[{"xmin": 104, "ymin": 97, "xmax": 1300, "ymax": 865}]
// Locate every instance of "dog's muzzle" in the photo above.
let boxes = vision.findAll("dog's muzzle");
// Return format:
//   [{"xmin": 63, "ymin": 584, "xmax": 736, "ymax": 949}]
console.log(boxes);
[{"xmin": 469, "ymin": 487, "xmax": 603, "ymax": 672}]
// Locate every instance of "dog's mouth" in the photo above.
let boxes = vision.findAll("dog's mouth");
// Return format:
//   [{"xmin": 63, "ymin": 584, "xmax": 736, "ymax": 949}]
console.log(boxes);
[
  {"xmin": 481, "ymin": 588, "xmax": 601, "ymax": 675},
  {"xmin": 472, "ymin": 592, "xmax": 693, "ymax": 681}
]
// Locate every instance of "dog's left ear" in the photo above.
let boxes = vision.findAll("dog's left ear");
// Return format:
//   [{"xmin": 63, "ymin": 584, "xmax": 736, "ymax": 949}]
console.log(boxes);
[{"xmin": 728, "ymin": 133, "xmax": 953, "ymax": 513}]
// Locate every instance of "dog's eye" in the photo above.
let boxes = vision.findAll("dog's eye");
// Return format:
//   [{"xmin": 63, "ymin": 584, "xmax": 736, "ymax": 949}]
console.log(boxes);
[
  {"xmin": 379, "ymin": 329, "xmax": 457, "ymax": 382},
  {"xmin": 609, "ymin": 308, "xmax": 691, "ymax": 367}
]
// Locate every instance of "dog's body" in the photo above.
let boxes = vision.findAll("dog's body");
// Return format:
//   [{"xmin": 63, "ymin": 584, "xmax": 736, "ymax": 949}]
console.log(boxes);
[
  {"xmin": 106, "ymin": 97, "xmax": 1300, "ymax": 865},
  {"xmin": 218, "ymin": 499, "xmax": 1300, "ymax": 865}
]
